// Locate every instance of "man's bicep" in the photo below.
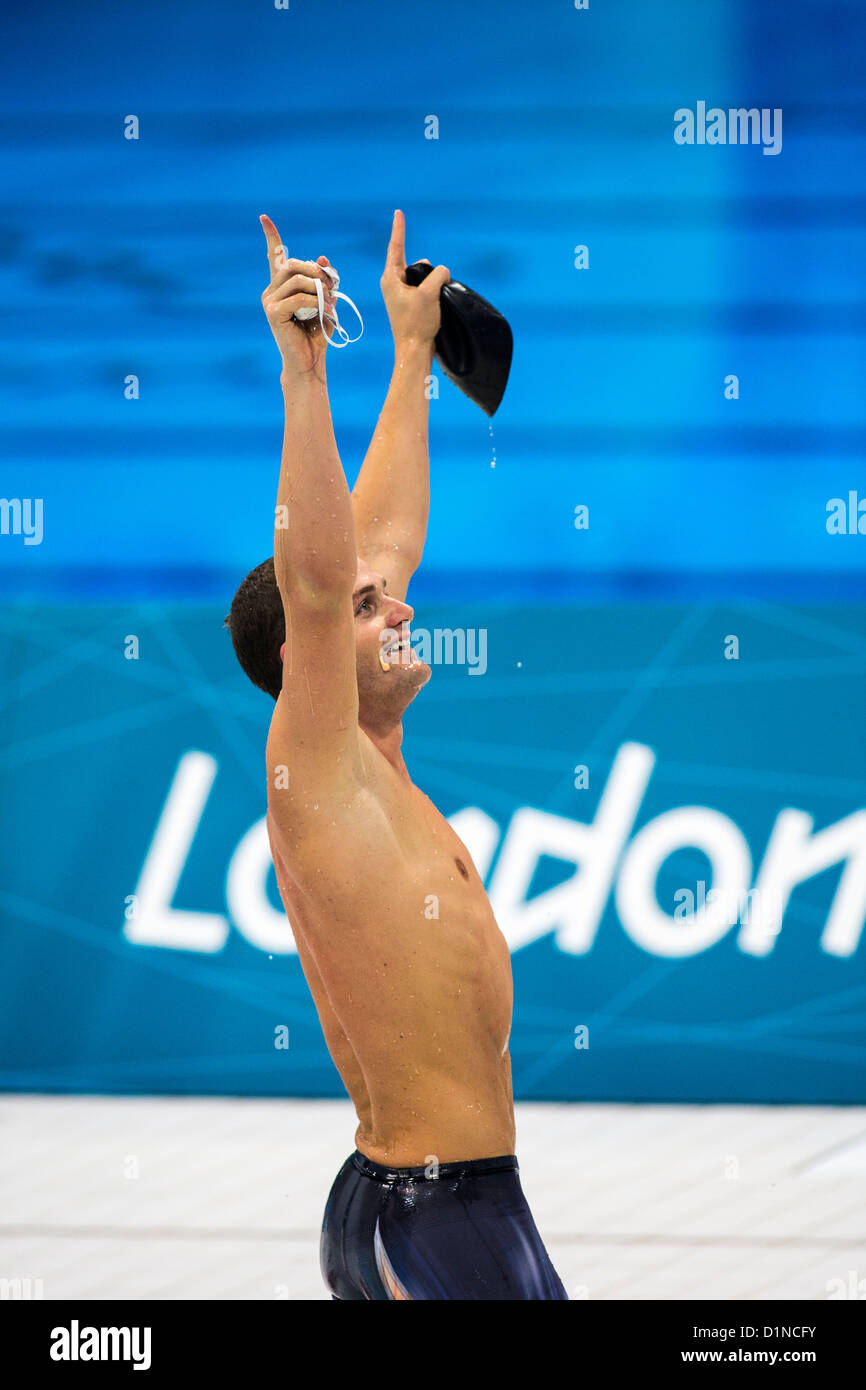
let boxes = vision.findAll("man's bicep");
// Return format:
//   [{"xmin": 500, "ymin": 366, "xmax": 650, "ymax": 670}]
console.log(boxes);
[{"xmin": 268, "ymin": 587, "xmax": 362, "ymax": 787}]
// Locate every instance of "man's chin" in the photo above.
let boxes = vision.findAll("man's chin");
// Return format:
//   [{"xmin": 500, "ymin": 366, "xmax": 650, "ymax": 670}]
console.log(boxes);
[
  {"xmin": 393, "ymin": 657, "xmax": 431, "ymax": 688},
  {"xmin": 381, "ymin": 653, "xmax": 430, "ymax": 680}
]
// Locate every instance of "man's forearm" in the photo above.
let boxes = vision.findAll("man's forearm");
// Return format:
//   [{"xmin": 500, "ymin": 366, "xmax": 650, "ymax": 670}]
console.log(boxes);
[
  {"xmin": 275, "ymin": 368, "xmax": 357, "ymax": 597},
  {"xmin": 351, "ymin": 338, "xmax": 434, "ymax": 575}
]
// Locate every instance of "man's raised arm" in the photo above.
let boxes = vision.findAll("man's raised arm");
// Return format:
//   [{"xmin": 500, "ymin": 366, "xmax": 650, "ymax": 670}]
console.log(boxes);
[
  {"xmin": 259, "ymin": 215, "xmax": 356, "ymax": 601},
  {"xmin": 350, "ymin": 210, "xmax": 450, "ymax": 602},
  {"xmin": 258, "ymin": 215, "xmax": 361, "ymax": 786}
]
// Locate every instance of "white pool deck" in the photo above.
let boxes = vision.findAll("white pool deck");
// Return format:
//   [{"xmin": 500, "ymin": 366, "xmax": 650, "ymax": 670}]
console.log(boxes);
[{"xmin": 1, "ymin": 1095, "xmax": 864, "ymax": 1301}]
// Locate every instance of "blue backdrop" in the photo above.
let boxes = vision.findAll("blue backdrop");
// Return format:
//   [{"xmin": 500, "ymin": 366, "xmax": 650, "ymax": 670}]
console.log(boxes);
[{"xmin": 1, "ymin": 0, "xmax": 864, "ymax": 1102}]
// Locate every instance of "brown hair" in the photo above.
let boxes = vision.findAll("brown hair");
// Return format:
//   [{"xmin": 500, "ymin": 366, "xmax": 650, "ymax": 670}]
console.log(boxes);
[{"xmin": 224, "ymin": 557, "xmax": 284, "ymax": 700}]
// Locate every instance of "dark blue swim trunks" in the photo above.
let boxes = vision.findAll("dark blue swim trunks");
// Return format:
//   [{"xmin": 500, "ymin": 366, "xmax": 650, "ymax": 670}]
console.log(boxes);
[{"xmin": 320, "ymin": 1149, "xmax": 569, "ymax": 1300}]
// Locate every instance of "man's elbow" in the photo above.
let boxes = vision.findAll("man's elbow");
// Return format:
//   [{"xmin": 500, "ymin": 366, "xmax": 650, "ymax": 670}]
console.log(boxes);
[
  {"xmin": 274, "ymin": 533, "xmax": 356, "ymax": 600},
  {"xmin": 275, "ymin": 559, "xmax": 355, "ymax": 609}
]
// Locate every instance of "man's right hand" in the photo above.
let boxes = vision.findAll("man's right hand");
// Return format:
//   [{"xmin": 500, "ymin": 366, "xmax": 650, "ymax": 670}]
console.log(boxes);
[{"xmin": 259, "ymin": 214, "xmax": 335, "ymax": 377}]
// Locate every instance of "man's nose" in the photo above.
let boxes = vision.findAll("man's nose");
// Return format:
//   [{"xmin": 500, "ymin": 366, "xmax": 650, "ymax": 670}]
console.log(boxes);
[{"xmin": 387, "ymin": 599, "xmax": 413, "ymax": 625}]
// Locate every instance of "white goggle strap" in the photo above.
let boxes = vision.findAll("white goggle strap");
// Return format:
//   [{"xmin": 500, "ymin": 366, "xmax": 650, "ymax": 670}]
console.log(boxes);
[{"xmin": 314, "ymin": 274, "xmax": 364, "ymax": 348}]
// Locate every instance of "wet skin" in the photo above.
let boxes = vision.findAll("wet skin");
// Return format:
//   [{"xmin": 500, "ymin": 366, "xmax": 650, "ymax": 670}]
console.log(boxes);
[
  {"xmin": 265, "ymin": 562, "xmax": 516, "ymax": 1168},
  {"xmin": 257, "ymin": 212, "xmax": 513, "ymax": 1168}
]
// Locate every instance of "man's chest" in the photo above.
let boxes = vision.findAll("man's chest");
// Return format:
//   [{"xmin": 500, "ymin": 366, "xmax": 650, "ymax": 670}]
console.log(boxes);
[{"xmin": 270, "ymin": 773, "xmax": 486, "ymax": 920}]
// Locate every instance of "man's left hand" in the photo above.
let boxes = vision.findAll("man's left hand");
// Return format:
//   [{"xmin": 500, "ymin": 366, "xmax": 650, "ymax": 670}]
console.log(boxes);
[{"xmin": 380, "ymin": 210, "xmax": 450, "ymax": 348}]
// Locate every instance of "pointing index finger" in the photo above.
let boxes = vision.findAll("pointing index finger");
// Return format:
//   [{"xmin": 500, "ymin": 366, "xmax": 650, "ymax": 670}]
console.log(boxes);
[
  {"xmin": 386, "ymin": 208, "xmax": 406, "ymax": 275},
  {"xmin": 260, "ymin": 213, "xmax": 288, "ymax": 277}
]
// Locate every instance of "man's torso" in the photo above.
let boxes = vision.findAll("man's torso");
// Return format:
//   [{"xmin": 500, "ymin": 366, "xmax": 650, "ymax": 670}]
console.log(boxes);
[{"xmin": 266, "ymin": 728, "xmax": 516, "ymax": 1166}]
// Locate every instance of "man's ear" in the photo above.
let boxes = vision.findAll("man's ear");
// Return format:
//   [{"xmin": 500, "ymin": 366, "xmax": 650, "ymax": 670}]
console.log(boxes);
[{"xmin": 279, "ymin": 642, "xmax": 286, "ymax": 663}]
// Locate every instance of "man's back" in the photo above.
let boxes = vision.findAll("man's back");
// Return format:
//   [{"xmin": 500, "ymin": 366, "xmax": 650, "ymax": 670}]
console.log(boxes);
[{"xmin": 266, "ymin": 716, "xmax": 516, "ymax": 1167}]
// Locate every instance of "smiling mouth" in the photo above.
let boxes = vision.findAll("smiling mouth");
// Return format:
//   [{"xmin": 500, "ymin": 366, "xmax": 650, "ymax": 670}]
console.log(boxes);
[{"xmin": 379, "ymin": 635, "xmax": 416, "ymax": 670}]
